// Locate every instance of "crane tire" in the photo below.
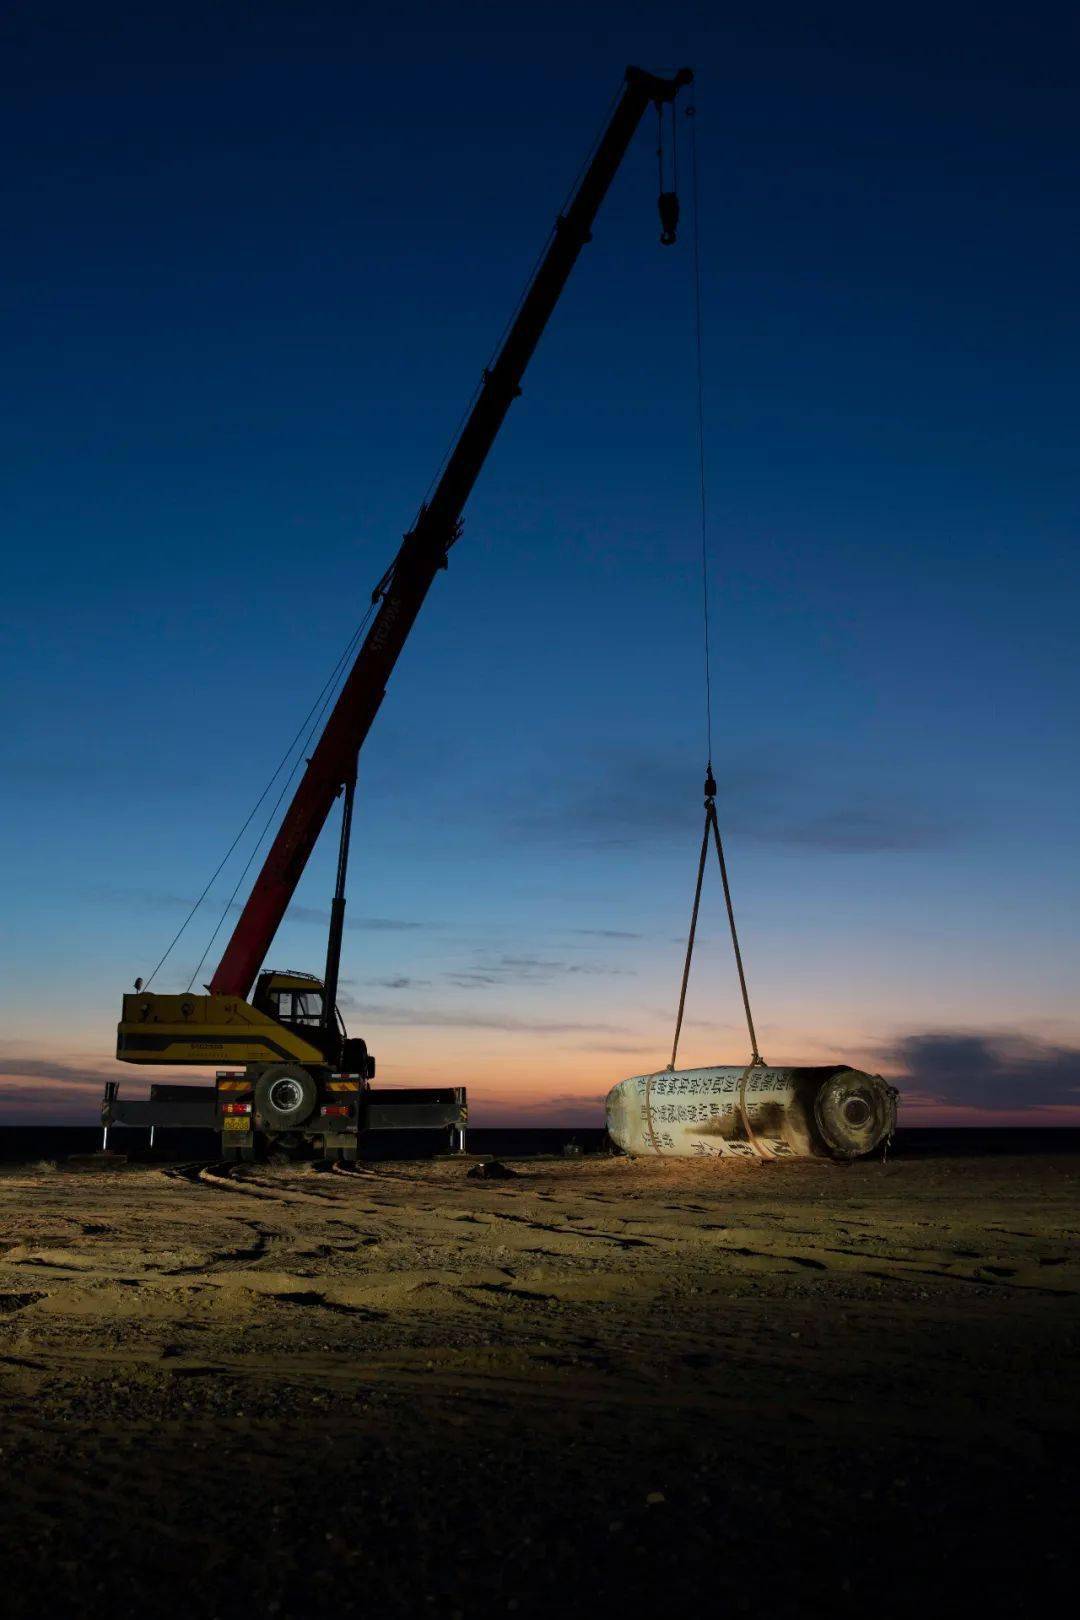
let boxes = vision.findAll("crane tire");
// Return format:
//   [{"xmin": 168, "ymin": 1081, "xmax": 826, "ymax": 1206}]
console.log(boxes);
[{"xmin": 256, "ymin": 1065, "xmax": 318, "ymax": 1129}]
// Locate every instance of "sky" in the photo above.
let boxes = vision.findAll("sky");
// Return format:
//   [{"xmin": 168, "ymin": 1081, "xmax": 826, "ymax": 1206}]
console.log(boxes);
[{"xmin": 2, "ymin": 1, "xmax": 1078, "ymax": 1128}]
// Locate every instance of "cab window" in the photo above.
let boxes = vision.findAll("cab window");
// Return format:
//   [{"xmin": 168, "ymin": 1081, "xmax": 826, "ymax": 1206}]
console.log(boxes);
[
  {"xmin": 292, "ymin": 991, "xmax": 323, "ymax": 1026},
  {"xmin": 270, "ymin": 989, "xmax": 323, "ymax": 1026}
]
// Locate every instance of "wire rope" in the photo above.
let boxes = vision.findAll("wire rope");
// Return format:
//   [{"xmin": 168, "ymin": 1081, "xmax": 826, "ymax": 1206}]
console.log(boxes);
[
  {"xmin": 687, "ymin": 102, "xmax": 713, "ymax": 765},
  {"xmin": 140, "ymin": 598, "xmax": 376, "ymax": 991},
  {"xmin": 667, "ymin": 96, "xmax": 764, "ymax": 1074},
  {"xmin": 181, "ymin": 599, "xmax": 377, "ymax": 992}
]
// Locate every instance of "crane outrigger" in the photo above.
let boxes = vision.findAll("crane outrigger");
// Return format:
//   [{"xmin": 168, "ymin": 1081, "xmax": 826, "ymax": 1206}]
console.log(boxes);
[{"xmin": 104, "ymin": 65, "xmax": 694, "ymax": 1161}]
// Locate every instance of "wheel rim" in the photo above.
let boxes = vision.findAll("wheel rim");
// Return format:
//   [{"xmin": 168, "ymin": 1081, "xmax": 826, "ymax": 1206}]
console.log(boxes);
[{"xmin": 268, "ymin": 1077, "xmax": 304, "ymax": 1115}]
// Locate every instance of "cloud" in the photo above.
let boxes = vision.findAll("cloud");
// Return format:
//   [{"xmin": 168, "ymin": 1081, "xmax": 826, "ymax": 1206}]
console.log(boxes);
[
  {"xmin": 884, "ymin": 1030, "xmax": 1080, "ymax": 1111},
  {"xmin": 440, "ymin": 952, "xmax": 635, "ymax": 990},
  {"xmin": 570, "ymin": 1041, "xmax": 658, "ymax": 1055},
  {"xmin": 564, "ymin": 963, "xmax": 636, "ymax": 976},
  {"xmin": 514, "ymin": 750, "xmax": 698, "ymax": 849},
  {"xmin": 0, "ymin": 1057, "xmax": 109, "ymax": 1088},
  {"xmin": 0, "ymin": 1082, "xmax": 108, "ymax": 1123},
  {"xmin": 512, "ymin": 745, "xmax": 955, "ymax": 855},
  {"xmin": 474, "ymin": 1091, "xmax": 608, "ymax": 1126},
  {"xmin": 329, "ymin": 911, "xmax": 425, "ymax": 933},
  {"xmin": 778, "ymin": 808, "xmax": 946, "ymax": 853},
  {"xmin": 241, "ymin": 900, "xmax": 427, "ymax": 934},
  {"xmin": 572, "ymin": 928, "xmax": 643, "ymax": 940},
  {"xmin": 367, "ymin": 975, "xmax": 431, "ymax": 990},
  {"xmin": 643, "ymin": 1008, "xmax": 736, "ymax": 1032},
  {"xmin": 85, "ymin": 886, "xmax": 426, "ymax": 932},
  {"xmin": 0, "ymin": 1055, "xmax": 217, "ymax": 1124},
  {"xmin": 339, "ymin": 1000, "xmax": 621, "ymax": 1036}
]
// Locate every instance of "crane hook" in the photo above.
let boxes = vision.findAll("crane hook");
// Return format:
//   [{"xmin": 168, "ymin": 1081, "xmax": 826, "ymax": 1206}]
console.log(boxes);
[
  {"xmin": 658, "ymin": 190, "xmax": 680, "ymax": 245},
  {"xmin": 655, "ymin": 95, "xmax": 680, "ymax": 245}
]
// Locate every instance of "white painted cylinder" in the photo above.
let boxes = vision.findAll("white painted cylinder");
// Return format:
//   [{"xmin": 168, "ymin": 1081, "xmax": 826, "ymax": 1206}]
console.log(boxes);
[{"xmin": 605, "ymin": 1064, "xmax": 897, "ymax": 1161}]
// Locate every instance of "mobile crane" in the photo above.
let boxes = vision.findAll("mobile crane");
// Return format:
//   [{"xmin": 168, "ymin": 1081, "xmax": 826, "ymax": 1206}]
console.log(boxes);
[{"xmin": 103, "ymin": 65, "xmax": 694, "ymax": 1161}]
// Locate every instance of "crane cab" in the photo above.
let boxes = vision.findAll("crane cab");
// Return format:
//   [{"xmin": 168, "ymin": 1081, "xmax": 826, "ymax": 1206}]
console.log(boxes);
[
  {"xmin": 252, "ymin": 969, "xmax": 327, "ymax": 1028},
  {"xmin": 249, "ymin": 969, "xmax": 375, "ymax": 1076}
]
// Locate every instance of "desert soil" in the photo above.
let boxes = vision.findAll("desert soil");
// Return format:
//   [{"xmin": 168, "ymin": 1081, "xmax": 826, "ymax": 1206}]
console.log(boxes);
[{"xmin": 0, "ymin": 1147, "xmax": 1076, "ymax": 1618}]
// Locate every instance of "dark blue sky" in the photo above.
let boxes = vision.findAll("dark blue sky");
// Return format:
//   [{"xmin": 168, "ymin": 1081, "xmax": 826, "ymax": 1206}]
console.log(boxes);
[{"xmin": 2, "ymin": 3, "xmax": 1078, "ymax": 1121}]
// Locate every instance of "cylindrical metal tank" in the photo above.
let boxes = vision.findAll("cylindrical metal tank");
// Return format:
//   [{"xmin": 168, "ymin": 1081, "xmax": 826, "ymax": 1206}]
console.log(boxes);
[{"xmin": 605, "ymin": 1063, "xmax": 897, "ymax": 1161}]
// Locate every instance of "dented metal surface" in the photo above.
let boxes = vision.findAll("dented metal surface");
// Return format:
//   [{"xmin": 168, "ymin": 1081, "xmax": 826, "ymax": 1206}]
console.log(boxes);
[{"xmin": 605, "ymin": 1064, "xmax": 898, "ymax": 1160}]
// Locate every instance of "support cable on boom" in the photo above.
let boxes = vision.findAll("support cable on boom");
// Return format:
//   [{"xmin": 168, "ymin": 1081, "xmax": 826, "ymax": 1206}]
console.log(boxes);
[
  {"xmin": 140, "ymin": 594, "xmax": 378, "ymax": 991},
  {"xmin": 667, "ymin": 99, "xmax": 763, "ymax": 1074},
  {"xmin": 183, "ymin": 599, "xmax": 379, "ymax": 992}
]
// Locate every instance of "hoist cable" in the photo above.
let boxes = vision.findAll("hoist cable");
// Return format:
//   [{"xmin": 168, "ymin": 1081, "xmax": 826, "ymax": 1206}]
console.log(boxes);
[
  {"xmin": 667, "ymin": 101, "xmax": 764, "ymax": 1075},
  {"xmin": 687, "ymin": 103, "xmax": 713, "ymax": 764},
  {"xmin": 671, "ymin": 99, "xmax": 679, "ymax": 196},
  {"xmin": 657, "ymin": 97, "xmax": 680, "ymax": 195}
]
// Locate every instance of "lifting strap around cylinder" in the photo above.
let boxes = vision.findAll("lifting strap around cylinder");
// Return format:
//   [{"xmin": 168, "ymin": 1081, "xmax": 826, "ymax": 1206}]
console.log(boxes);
[{"xmin": 668, "ymin": 765, "xmax": 763, "ymax": 1075}]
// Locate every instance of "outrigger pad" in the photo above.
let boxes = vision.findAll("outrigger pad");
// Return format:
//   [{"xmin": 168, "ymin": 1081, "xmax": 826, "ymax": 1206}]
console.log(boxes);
[{"xmin": 467, "ymin": 1160, "xmax": 517, "ymax": 1180}]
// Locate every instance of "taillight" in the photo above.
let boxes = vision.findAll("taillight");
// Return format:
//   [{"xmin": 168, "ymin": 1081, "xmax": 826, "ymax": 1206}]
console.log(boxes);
[
  {"xmin": 223, "ymin": 1102, "xmax": 252, "ymax": 1115},
  {"xmin": 321, "ymin": 1104, "xmax": 351, "ymax": 1118}
]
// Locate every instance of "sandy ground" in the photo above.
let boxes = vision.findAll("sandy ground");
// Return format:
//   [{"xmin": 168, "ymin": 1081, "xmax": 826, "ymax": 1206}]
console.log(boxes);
[{"xmin": 0, "ymin": 1147, "xmax": 1076, "ymax": 1618}]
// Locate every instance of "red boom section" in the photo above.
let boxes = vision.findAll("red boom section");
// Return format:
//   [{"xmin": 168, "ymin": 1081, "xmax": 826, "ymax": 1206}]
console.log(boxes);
[{"xmin": 210, "ymin": 66, "xmax": 692, "ymax": 1001}]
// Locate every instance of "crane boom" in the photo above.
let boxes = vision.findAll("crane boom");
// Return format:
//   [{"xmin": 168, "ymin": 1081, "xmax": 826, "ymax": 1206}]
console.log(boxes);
[{"xmin": 209, "ymin": 64, "xmax": 692, "ymax": 1001}]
